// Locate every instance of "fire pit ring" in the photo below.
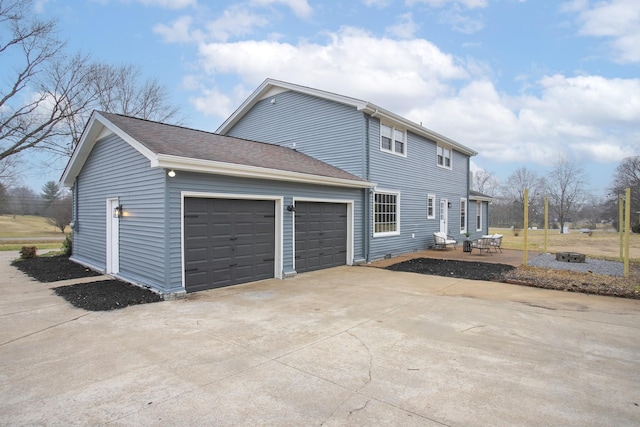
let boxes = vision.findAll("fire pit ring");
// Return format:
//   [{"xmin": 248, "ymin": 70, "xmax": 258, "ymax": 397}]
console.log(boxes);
[{"xmin": 555, "ymin": 252, "xmax": 586, "ymax": 263}]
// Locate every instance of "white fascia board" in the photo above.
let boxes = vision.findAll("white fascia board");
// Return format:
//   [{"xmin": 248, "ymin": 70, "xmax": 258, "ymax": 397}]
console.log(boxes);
[
  {"xmin": 94, "ymin": 113, "xmax": 157, "ymax": 161},
  {"xmin": 470, "ymin": 194, "xmax": 493, "ymax": 202},
  {"xmin": 61, "ymin": 112, "xmax": 102, "ymax": 187},
  {"xmin": 60, "ymin": 112, "xmax": 157, "ymax": 187},
  {"xmin": 154, "ymin": 154, "xmax": 374, "ymax": 189},
  {"xmin": 362, "ymin": 104, "xmax": 478, "ymax": 157}
]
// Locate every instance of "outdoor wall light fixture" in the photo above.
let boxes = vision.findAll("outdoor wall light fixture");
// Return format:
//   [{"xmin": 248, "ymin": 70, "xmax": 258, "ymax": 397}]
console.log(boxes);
[
  {"xmin": 113, "ymin": 205, "xmax": 123, "ymax": 218},
  {"xmin": 448, "ymin": 202, "xmax": 452, "ymax": 208},
  {"xmin": 287, "ymin": 204, "xmax": 296, "ymax": 212},
  {"xmin": 167, "ymin": 169, "xmax": 176, "ymax": 178}
]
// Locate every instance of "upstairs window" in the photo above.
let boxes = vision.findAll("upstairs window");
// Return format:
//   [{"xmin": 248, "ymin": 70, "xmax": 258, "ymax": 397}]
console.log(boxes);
[
  {"xmin": 437, "ymin": 145, "xmax": 451, "ymax": 169},
  {"xmin": 380, "ymin": 124, "xmax": 406, "ymax": 156}
]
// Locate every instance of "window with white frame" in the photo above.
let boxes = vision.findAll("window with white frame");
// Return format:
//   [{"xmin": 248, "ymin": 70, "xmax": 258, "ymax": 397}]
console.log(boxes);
[
  {"xmin": 380, "ymin": 123, "xmax": 406, "ymax": 156},
  {"xmin": 374, "ymin": 191, "xmax": 400, "ymax": 236},
  {"xmin": 427, "ymin": 194, "xmax": 436, "ymax": 219},
  {"xmin": 476, "ymin": 201, "xmax": 482, "ymax": 231},
  {"xmin": 437, "ymin": 145, "xmax": 451, "ymax": 168},
  {"xmin": 460, "ymin": 198, "xmax": 467, "ymax": 234}
]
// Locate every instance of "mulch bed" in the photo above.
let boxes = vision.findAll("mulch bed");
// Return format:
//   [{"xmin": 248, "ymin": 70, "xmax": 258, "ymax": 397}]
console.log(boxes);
[
  {"xmin": 53, "ymin": 280, "xmax": 162, "ymax": 311},
  {"xmin": 12, "ymin": 255, "xmax": 162, "ymax": 311},
  {"xmin": 11, "ymin": 255, "xmax": 102, "ymax": 282},
  {"xmin": 386, "ymin": 257, "xmax": 640, "ymax": 299},
  {"xmin": 386, "ymin": 258, "xmax": 515, "ymax": 281}
]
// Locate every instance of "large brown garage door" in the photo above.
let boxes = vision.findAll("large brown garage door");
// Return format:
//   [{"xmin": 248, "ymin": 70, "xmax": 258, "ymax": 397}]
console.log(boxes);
[
  {"xmin": 184, "ymin": 198, "xmax": 275, "ymax": 293},
  {"xmin": 295, "ymin": 202, "xmax": 347, "ymax": 273}
]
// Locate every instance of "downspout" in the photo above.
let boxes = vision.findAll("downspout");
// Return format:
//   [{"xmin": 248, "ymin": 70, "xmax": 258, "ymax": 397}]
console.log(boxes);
[{"xmin": 364, "ymin": 112, "xmax": 372, "ymax": 262}]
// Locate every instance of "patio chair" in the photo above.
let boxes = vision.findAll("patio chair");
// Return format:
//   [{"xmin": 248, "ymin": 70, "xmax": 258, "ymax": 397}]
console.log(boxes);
[
  {"xmin": 433, "ymin": 232, "xmax": 458, "ymax": 250},
  {"xmin": 471, "ymin": 237, "xmax": 493, "ymax": 255},
  {"xmin": 489, "ymin": 234, "xmax": 503, "ymax": 253}
]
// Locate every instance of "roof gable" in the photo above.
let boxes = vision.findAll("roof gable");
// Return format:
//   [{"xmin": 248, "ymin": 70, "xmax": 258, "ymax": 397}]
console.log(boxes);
[
  {"xmin": 217, "ymin": 78, "xmax": 478, "ymax": 157},
  {"xmin": 61, "ymin": 111, "xmax": 372, "ymax": 189}
]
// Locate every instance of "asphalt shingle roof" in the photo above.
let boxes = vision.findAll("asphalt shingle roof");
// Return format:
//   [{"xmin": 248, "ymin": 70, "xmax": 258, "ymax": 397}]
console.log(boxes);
[{"xmin": 100, "ymin": 112, "xmax": 367, "ymax": 183}]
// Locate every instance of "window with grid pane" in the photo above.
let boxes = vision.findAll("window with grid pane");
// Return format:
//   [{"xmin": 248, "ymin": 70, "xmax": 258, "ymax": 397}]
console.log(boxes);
[
  {"xmin": 437, "ymin": 145, "xmax": 451, "ymax": 168},
  {"xmin": 427, "ymin": 194, "xmax": 435, "ymax": 219},
  {"xmin": 374, "ymin": 192, "xmax": 399, "ymax": 235},
  {"xmin": 380, "ymin": 123, "xmax": 406, "ymax": 156}
]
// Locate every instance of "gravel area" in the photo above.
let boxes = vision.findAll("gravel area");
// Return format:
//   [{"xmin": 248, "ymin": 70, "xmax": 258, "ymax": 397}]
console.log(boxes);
[{"xmin": 528, "ymin": 254, "xmax": 624, "ymax": 276}]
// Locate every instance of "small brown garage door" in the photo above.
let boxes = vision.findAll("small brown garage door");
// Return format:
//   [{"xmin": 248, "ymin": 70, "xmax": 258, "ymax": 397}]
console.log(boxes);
[
  {"xmin": 295, "ymin": 202, "xmax": 347, "ymax": 273},
  {"xmin": 184, "ymin": 198, "xmax": 275, "ymax": 293}
]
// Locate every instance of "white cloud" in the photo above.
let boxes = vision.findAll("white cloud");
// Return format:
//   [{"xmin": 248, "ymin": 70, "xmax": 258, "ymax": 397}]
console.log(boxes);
[
  {"xmin": 439, "ymin": 8, "xmax": 484, "ymax": 33},
  {"xmin": 174, "ymin": 20, "xmax": 638, "ymax": 171},
  {"xmin": 566, "ymin": 0, "xmax": 640, "ymax": 63},
  {"xmin": 250, "ymin": 0, "xmax": 312, "ymax": 18},
  {"xmin": 386, "ymin": 13, "xmax": 419, "ymax": 39},
  {"xmin": 154, "ymin": 16, "xmax": 201, "ymax": 43},
  {"xmin": 362, "ymin": 0, "xmax": 391, "ymax": 7},
  {"xmin": 136, "ymin": 0, "xmax": 196, "ymax": 8},
  {"xmin": 411, "ymin": 74, "xmax": 640, "ymax": 165},
  {"xmin": 205, "ymin": 5, "xmax": 270, "ymax": 42},
  {"xmin": 194, "ymin": 27, "xmax": 468, "ymax": 115},
  {"xmin": 406, "ymin": 0, "xmax": 488, "ymax": 9}
]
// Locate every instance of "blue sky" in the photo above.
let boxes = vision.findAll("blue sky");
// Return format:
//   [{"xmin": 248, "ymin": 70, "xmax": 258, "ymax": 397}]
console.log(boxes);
[{"xmin": 18, "ymin": 0, "xmax": 640, "ymax": 196}]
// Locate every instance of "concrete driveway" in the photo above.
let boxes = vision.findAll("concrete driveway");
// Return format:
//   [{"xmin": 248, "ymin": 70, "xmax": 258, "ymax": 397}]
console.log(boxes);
[{"xmin": 1, "ymin": 252, "xmax": 639, "ymax": 426}]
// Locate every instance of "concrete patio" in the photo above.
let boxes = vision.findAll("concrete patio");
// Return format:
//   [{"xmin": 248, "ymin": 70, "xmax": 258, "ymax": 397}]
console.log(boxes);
[{"xmin": 1, "ymin": 252, "xmax": 639, "ymax": 426}]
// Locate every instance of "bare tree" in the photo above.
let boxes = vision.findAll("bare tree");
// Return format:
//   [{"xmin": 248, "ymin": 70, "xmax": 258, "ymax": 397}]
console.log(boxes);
[
  {"xmin": 607, "ymin": 155, "xmax": 640, "ymax": 229},
  {"xmin": 472, "ymin": 169, "xmax": 499, "ymax": 196},
  {"xmin": 7, "ymin": 185, "xmax": 42, "ymax": 215},
  {"xmin": 0, "ymin": 156, "xmax": 21, "ymax": 186},
  {"xmin": 1, "ymin": 0, "xmax": 183, "ymax": 162},
  {"xmin": 499, "ymin": 167, "xmax": 546, "ymax": 228},
  {"xmin": 546, "ymin": 157, "xmax": 588, "ymax": 233},
  {"xmin": 45, "ymin": 195, "xmax": 71, "ymax": 232},
  {"xmin": 64, "ymin": 63, "xmax": 183, "ymax": 147},
  {"xmin": 0, "ymin": 182, "xmax": 7, "ymax": 214}
]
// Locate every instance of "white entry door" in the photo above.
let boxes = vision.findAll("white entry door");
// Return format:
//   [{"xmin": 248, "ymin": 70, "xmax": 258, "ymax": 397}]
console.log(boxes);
[
  {"xmin": 440, "ymin": 199, "xmax": 448, "ymax": 234},
  {"xmin": 106, "ymin": 198, "xmax": 120, "ymax": 274}
]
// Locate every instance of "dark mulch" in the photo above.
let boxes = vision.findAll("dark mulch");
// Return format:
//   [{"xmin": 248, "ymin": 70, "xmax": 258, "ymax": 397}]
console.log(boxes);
[
  {"xmin": 12, "ymin": 255, "xmax": 162, "ymax": 311},
  {"xmin": 54, "ymin": 280, "xmax": 162, "ymax": 311},
  {"xmin": 386, "ymin": 257, "xmax": 515, "ymax": 281},
  {"xmin": 12, "ymin": 255, "xmax": 101, "ymax": 282},
  {"xmin": 385, "ymin": 257, "xmax": 640, "ymax": 299}
]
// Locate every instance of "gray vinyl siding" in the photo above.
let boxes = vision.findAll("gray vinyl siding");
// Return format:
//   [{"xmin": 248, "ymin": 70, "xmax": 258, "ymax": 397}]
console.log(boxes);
[
  {"xmin": 226, "ymin": 91, "xmax": 366, "ymax": 178},
  {"xmin": 165, "ymin": 172, "xmax": 364, "ymax": 293},
  {"xmin": 72, "ymin": 134, "xmax": 167, "ymax": 290},
  {"xmin": 468, "ymin": 200, "xmax": 488, "ymax": 240},
  {"xmin": 367, "ymin": 116, "xmax": 471, "ymax": 260}
]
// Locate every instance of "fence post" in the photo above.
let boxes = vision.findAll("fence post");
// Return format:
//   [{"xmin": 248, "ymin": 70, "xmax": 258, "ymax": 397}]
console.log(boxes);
[
  {"xmin": 619, "ymin": 194, "xmax": 624, "ymax": 260},
  {"xmin": 544, "ymin": 196, "xmax": 548, "ymax": 253},
  {"xmin": 523, "ymin": 189, "xmax": 529, "ymax": 266},
  {"xmin": 624, "ymin": 187, "xmax": 630, "ymax": 277}
]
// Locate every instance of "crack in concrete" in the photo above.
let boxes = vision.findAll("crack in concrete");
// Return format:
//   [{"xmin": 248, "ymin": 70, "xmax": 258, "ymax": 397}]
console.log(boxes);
[
  {"xmin": 347, "ymin": 398, "xmax": 371, "ymax": 417},
  {"xmin": 0, "ymin": 312, "xmax": 92, "ymax": 347},
  {"xmin": 347, "ymin": 331, "xmax": 372, "ymax": 388},
  {"xmin": 460, "ymin": 324, "xmax": 487, "ymax": 333}
]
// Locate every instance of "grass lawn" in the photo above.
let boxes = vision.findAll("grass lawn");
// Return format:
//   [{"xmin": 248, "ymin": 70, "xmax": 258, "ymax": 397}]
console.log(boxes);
[
  {"xmin": 0, "ymin": 215, "xmax": 68, "ymax": 251},
  {"xmin": 491, "ymin": 227, "xmax": 640, "ymax": 261}
]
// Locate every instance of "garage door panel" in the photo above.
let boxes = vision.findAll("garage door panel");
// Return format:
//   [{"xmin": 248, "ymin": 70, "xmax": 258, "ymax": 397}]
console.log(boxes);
[
  {"xmin": 184, "ymin": 198, "xmax": 276, "ymax": 293},
  {"xmin": 295, "ymin": 202, "xmax": 347, "ymax": 274},
  {"xmin": 212, "ymin": 223, "xmax": 232, "ymax": 236}
]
